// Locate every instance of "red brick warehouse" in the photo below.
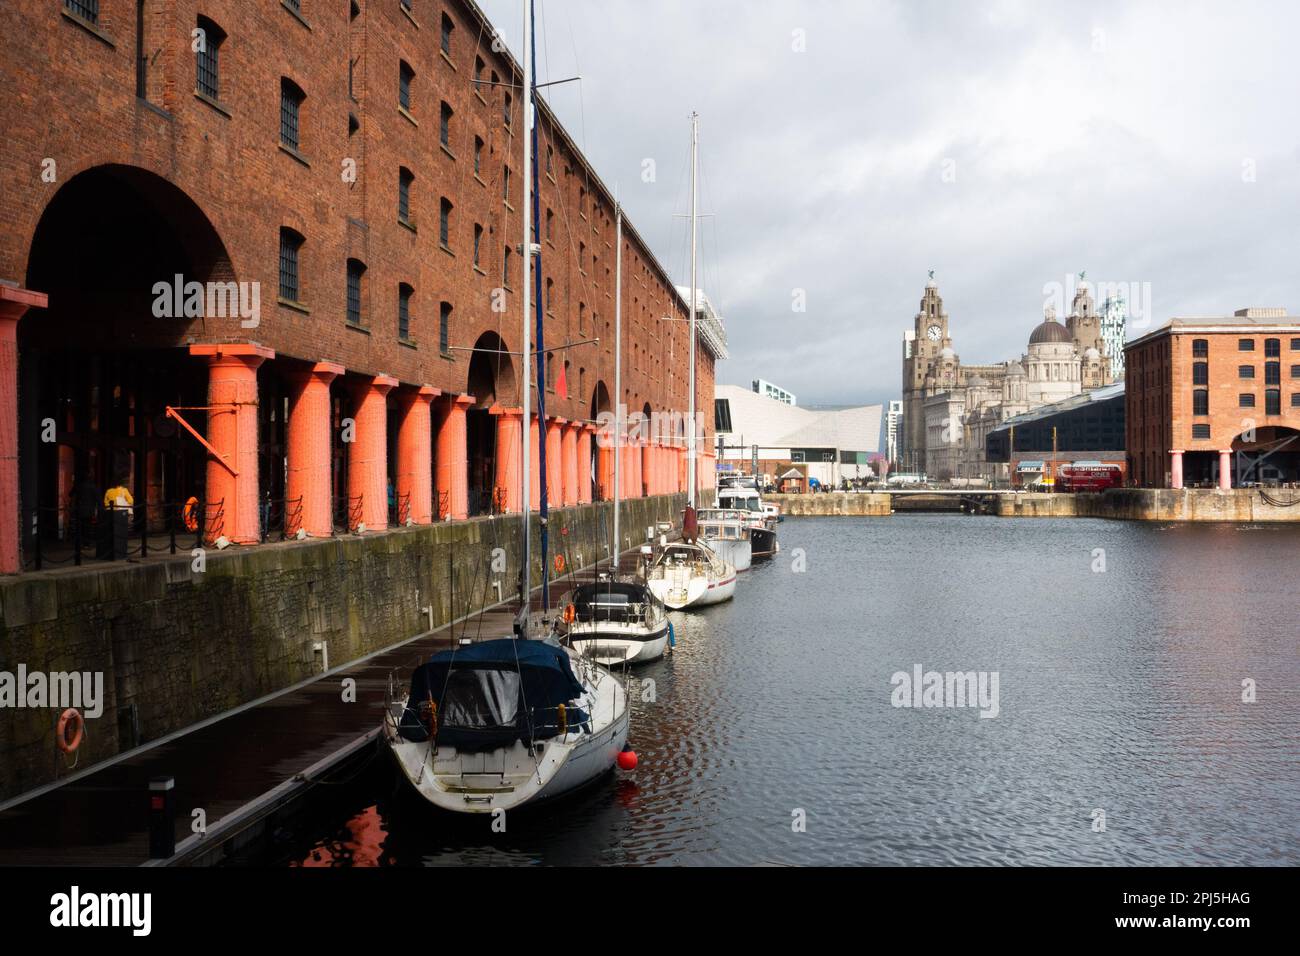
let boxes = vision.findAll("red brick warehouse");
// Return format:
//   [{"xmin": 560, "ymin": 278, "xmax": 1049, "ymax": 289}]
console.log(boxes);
[{"xmin": 0, "ymin": 0, "xmax": 724, "ymax": 572}]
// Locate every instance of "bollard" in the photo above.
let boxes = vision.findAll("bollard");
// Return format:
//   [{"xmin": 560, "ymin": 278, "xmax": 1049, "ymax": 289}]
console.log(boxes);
[{"xmin": 148, "ymin": 776, "xmax": 176, "ymax": 860}]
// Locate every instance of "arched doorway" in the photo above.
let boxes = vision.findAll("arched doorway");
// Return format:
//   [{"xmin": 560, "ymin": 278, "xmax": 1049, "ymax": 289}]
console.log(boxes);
[
  {"xmin": 465, "ymin": 330, "xmax": 517, "ymax": 514},
  {"xmin": 1231, "ymin": 426, "xmax": 1300, "ymax": 486},
  {"xmin": 20, "ymin": 165, "xmax": 236, "ymax": 559}
]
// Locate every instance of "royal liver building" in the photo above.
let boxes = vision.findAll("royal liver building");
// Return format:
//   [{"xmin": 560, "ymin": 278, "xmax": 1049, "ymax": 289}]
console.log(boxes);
[{"xmin": 899, "ymin": 276, "xmax": 1117, "ymax": 481}]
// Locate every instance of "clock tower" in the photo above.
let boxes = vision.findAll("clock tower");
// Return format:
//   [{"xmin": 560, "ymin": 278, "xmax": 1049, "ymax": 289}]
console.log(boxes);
[{"xmin": 901, "ymin": 276, "xmax": 953, "ymax": 473}]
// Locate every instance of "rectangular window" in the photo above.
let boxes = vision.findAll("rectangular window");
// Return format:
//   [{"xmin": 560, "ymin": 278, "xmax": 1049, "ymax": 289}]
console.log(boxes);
[
  {"xmin": 474, "ymin": 57, "xmax": 485, "ymax": 93},
  {"xmin": 1265, "ymin": 338, "xmax": 1281, "ymax": 357},
  {"xmin": 503, "ymin": 91, "xmax": 512, "ymax": 127},
  {"xmin": 440, "ymin": 102, "xmax": 452, "ymax": 148},
  {"xmin": 439, "ymin": 198, "xmax": 452, "ymax": 248},
  {"xmin": 441, "ymin": 14, "xmax": 454, "ymax": 56},
  {"xmin": 1265, "ymin": 362, "xmax": 1280, "ymax": 385},
  {"xmin": 1191, "ymin": 338, "xmax": 1208, "ymax": 358},
  {"xmin": 1292, "ymin": 338, "xmax": 1300, "ymax": 350},
  {"xmin": 398, "ymin": 285, "xmax": 412, "ymax": 341},
  {"xmin": 279, "ymin": 229, "xmax": 303, "ymax": 302},
  {"xmin": 545, "ymin": 208, "xmax": 553, "ymax": 241},
  {"xmin": 399, "ymin": 62, "xmax": 414, "ymax": 111},
  {"xmin": 1239, "ymin": 393, "xmax": 1255, "ymax": 408},
  {"xmin": 398, "ymin": 169, "xmax": 413, "ymax": 224},
  {"xmin": 1238, "ymin": 338, "xmax": 1255, "ymax": 351},
  {"xmin": 1239, "ymin": 365, "xmax": 1255, "ymax": 379},
  {"xmin": 1265, "ymin": 389, "xmax": 1281, "ymax": 415},
  {"xmin": 1292, "ymin": 393, "xmax": 1300, "ymax": 408},
  {"xmin": 1192, "ymin": 424, "xmax": 1210, "ymax": 440},
  {"xmin": 65, "ymin": 0, "xmax": 99, "ymax": 24},
  {"xmin": 502, "ymin": 166, "xmax": 510, "ymax": 202},
  {"xmin": 195, "ymin": 19, "xmax": 224, "ymax": 99},
  {"xmin": 502, "ymin": 246, "xmax": 511, "ymax": 286},
  {"xmin": 280, "ymin": 79, "xmax": 304, "ymax": 150},
  {"xmin": 1192, "ymin": 389, "xmax": 1208, "ymax": 416},
  {"xmin": 439, "ymin": 302, "xmax": 451, "ymax": 354},
  {"xmin": 473, "ymin": 224, "xmax": 482, "ymax": 268},
  {"xmin": 1192, "ymin": 362, "xmax": 1208, "ymax": 385},
  {"xmin": 346, "ymin": 259, "xmax": 364, "ymax": 326},
  {"xmin": 474, "ymin": 137, "xmax": 483, "ymax": 176}
]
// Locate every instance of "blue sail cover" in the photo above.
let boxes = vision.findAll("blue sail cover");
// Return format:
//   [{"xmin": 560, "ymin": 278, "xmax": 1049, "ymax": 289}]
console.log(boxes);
[{"xmin": 399, "ymin": 639, "xmax": 588, "ymax": 750}]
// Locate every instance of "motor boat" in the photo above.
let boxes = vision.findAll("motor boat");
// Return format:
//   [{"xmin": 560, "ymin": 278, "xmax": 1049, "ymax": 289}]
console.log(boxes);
[
  {"xmin": 644, "ymin": 539, "xmax": 736, "ymax": 609},
  {"xmin": 383, "ymin": 634, "xmax": 627, "ymax": 813},
  {"xmin": 562, "ymin": 577, "xmax": 670, "ymax": 665},
  {"xmin": 716, "ymin": 482, "xmax": 778, "ymax": 560},
  {"xmin": 693, "ymin": 507, "xmax": 752, "ymax": 572}
]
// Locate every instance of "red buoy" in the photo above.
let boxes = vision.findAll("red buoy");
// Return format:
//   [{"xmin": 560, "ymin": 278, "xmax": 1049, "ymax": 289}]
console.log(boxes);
[{"xmin": 617, "ymin": 746, "xmax": 638, "ymax": 771}]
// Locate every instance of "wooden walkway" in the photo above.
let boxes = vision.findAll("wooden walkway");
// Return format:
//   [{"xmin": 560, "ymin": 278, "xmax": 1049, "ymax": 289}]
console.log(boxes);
[{"xmin": 0, "ymin": 572, "xmax": 605, "ymax": 866}]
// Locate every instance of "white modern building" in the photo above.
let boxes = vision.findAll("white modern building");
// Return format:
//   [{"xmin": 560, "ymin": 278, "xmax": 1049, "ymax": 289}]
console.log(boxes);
[
  {"xmin": 714, "ymin": 383, "xmax": 882, "ymax": 487},
  {"xmin": 752, "ymin": 378, "xmax": 796, "ymax": 405}
]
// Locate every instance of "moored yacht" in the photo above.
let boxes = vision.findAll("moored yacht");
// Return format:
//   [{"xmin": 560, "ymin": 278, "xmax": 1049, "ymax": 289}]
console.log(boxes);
[
  {"xmin": 645, "ymin": 538, "xmax": 736, "ymax": 609},
  {"xmin": 694, "ymin": 507, "xmax": 752, "ymax": 572},
  {"xmin": 717, "ymin": 481, "xmax": 778, "ymax": 559},
  {"xmin": 563, "ymin": 578, "xmax": 670, "ymax": 665}
]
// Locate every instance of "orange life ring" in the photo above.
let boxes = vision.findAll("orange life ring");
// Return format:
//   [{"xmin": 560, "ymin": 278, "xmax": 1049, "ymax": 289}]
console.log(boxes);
[
  {"xmin": 57, "ymin": 708, "xmax": 83, "ymax": 754},
  {"xmin": 553, "ymin": 553, "xmax": 566, "ymax": 574},
  {"xmin": 563, "ymin": 603, "xmax": 576, "ymax": 624},
  {"xmin": 183, "ymin": 496, "xmax": 200, "ymax": 532}
]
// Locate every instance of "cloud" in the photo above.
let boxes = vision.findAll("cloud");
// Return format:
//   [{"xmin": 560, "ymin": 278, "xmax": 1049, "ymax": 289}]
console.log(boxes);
[{"xmin": 481, "ymin": 0, "xmax": 1300, "ymax": 406}]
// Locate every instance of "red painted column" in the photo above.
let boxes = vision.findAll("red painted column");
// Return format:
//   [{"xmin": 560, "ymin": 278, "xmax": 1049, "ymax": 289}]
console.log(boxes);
[
  {"xmin": 577, "ymin": 424, "xmax": 594, "ymax": 504},
  {"xmin": 561, "ymin": 421, "xmax": 580, "ymax": 506},
  {"xmin": 1218, "ymin": 449, "xmax": 1233, "ymax": 490},
  {"xmin": 0, "ymin": 286, "xmax": 47, "ymax": 573},
  {"xmin": 490, "ymin": 406, "xmax": 522, "ymax": 513},
  {"xmin": 1169, "ymin": 449, "xmax": 1184, "ymax": 490},
  {"xmin": 286, "ymin": 361, "xmax": 344, "ymax": 537},
  {"xmin": 596, "ymin": 437, "xmax": 613, "ymax": 502},
  {"xmin": 190, "ymin": 343, "xmax": 274, "ymax": 545},
  {"xmin": 396, "ymin": 385, "xmax": 440, "ymax": 525},
  {"xmin": 677, "ymin": 446, "xmax": 686, "ymax": 493},
  {"xmin": 631, "ymin": 439, "xmax": 644, "ymax": 498},
  {"xmin": 348, "ymin": 374, "xmax": 397, "ymax": 532},
  {"xmin": 641, "ymin": 441, "xmax": 653, "ymax": 497},
  {"xmin": 436, "ymin": 394, "xmax": 473, "ymax": 519},
  {"xmin": 545, "ymin": 417, "xmax": 564, "ymax": 509}
]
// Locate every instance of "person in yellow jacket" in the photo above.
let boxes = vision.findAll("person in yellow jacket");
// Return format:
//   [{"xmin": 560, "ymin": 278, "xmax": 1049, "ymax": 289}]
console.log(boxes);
[{"xmin": 103, "ymin": 477, "xmax": 134, "ymax": 515}]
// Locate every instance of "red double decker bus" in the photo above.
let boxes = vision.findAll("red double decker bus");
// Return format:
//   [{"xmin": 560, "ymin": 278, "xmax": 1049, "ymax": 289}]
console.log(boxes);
[{"xmin": 1057, "ymin": 463, "xmax": 1123, "ymax": 492}]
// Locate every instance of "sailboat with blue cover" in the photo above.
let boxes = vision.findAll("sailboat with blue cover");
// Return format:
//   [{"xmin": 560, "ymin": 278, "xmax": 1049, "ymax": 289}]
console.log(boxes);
[{"xmin": 382, "ymin": 1, "xmax": 628, "ymax": 812}]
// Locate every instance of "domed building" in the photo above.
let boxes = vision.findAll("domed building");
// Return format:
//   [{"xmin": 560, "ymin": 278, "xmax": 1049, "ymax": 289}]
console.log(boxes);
[{"xmin": 900, "ymin": 277, "xmax": 1116, "ymax": 481}]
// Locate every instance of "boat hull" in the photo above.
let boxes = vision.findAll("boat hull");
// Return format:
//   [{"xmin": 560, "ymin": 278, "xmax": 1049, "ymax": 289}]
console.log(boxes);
[
  {"xmin": 704, "ymin": 535, "xmax": 752, "ymax": 572},
  {"xmin": 568, "ymin": 621, "xmax": 670, "ymax": 665},
  {"xmin": 749, "ymin": 526, "xmax": 778, "ymax": 560}
]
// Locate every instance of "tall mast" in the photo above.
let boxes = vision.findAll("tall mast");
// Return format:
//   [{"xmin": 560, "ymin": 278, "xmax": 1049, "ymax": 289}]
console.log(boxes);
[
  {"xmin": 528, "ymin": 0, "xmax": 550, "ymax": 612},
  {"xmin": 519, "ymin": 0, "xmax": 533, "ymax": 610},
  {"xmin": 613, "ymin": 194, "xmax": 622, "ymax": 563},
  {"xmin": 687, "ymin": 112, "xmax": 699, "ymax": 507}
]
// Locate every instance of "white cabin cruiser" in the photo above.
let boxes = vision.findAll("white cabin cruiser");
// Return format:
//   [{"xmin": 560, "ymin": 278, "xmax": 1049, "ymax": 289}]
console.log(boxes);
[
  {"xmin": 645, "ymin": 539, "xmax": 736, "ymax": 609},
  {"xmin": 563, "ymin": 578, "xmax": 670, "ymax": 665},
  {"xmin": 716, "ymin": 483, "xmax": 778, "ymax": 560},
  {"xmin": 694, "ymin": 507, "xmax": 752, "ymax": 572}
]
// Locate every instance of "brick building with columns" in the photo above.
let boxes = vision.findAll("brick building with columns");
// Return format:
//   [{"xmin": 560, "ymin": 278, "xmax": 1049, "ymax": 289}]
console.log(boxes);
[
  {"xmin": 0, "ymin": 0, "xmax": 722, "ymax": 573},
  {"xmin": 1125, "ymin": 310, "xmax": 1300, "ymax": 489}
]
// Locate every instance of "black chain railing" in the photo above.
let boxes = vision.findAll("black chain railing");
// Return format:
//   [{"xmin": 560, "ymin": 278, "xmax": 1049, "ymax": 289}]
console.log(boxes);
[
  {"xmin": 436, "ymin": 489, "xmax": 451, "ymax": 521},
  {"xmin": 260, "ymin": 495, "xmax": 306, "ymax": 542},
  {"xmin": 24, "ymin": 496, "xmax": 224, "ymax": 571},
  {"xmin": 333, "ymin": 494, "xmax": 364, "ymax": 534},
  {"xmin": 392, "ymin": 491, "xmax": 411, "ymax": 527}
]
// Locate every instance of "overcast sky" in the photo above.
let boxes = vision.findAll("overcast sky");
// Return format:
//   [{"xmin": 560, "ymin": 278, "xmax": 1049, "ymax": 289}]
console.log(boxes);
[{"xmin": 479, "ymin": 0, "xmax": 1300, "ymax": 408}]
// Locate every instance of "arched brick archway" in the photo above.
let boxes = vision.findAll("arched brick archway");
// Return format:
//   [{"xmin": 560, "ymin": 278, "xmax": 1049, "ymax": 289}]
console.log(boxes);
[
  {"xmin": 17, "ymin": 164, "xmax": 242, "ymax": 559},
  {"xmin": 466, "ymin": 330, "xmax": 516, "ymax": 513}
]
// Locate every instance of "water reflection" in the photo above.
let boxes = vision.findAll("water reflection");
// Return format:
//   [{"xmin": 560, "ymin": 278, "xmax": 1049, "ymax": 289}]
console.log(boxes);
[{"xmin": 268, "ymin": 517, "xmax": 1300, "ymax": 866}]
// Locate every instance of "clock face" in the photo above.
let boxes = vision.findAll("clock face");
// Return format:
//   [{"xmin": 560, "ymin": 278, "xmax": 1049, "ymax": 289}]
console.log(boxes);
[{"xmin": 927, "ymin": 325, "xmax": 942, "ymax": 342}]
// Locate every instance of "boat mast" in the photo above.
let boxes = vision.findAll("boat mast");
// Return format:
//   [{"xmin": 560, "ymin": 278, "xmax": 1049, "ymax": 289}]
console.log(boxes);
[
  {"xmin": 687, "ymin": 111, "xmax": 699, "ymax": 508},
  {"xmin": 612, "ymin": 192, "xmax": 622, "ymax": 564},
  {"xmin": 528, "ymin": 0, "xmax": 550, "ymax": 613},
  {"xmin": 519, "ymin": 0, "xmax": 534, "ymax": 612}
]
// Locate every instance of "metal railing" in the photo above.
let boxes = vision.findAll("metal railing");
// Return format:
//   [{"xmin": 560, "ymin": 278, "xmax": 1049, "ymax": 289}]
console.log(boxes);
[
  {"xmin": 260, "ymin": 495, "xmax": 305, "ymax": 542},
  {"xmin": 333, "ymin": 494, "xmax": 364, "ymax": 534},
  {"xmin": 24, "ymin": 497, "xmax": 224, "ymax": 570}
]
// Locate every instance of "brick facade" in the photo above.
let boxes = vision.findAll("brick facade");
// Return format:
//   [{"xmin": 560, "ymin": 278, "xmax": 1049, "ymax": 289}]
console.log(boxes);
[{"xmin": 1125, "ymin": 317, "xmax": 1300, "ymax": 488}]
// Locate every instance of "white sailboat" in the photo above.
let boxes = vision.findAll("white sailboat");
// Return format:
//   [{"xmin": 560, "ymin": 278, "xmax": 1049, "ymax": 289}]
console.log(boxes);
[
  {"xmin": 383, "ymin": 1, "xmax": 628, "ymax": 812},
  {"xmin": 644, "ymin": 113, "xmax": 736, "ymax": 610},
  {"xmin": 563, "ymin": 198, "xmax": 672, "ymax": 665},
  {"xmin": 694, "ymin": 507, "xmax": 752, "ymax": 572}
]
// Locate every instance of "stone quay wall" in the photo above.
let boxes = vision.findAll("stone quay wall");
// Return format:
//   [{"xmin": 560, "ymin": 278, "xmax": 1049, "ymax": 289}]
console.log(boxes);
[{"xmin": 0, "ymin": 495, "xmax": 683, "ymax": 802}]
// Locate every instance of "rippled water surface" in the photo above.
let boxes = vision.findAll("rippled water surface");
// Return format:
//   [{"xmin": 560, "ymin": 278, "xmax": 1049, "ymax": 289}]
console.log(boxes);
[{"xmin": 267, "ymin": 516, "xmax": 1300, "ymax": 866}]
